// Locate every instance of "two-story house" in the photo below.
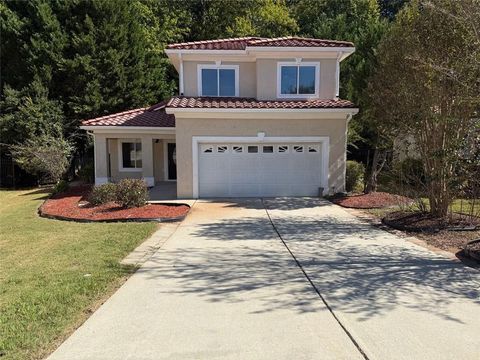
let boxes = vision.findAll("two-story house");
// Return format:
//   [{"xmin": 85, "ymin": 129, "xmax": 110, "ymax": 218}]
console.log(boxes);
[{"xmin": 81, "ymin": 36, "xmax": 358, "ymax": 198}]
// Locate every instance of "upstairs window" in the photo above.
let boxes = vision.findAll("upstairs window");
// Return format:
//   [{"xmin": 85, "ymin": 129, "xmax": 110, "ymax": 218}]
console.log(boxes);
[
  {"xmin": 277, "ymin": 62, "xmax": 319, "ymax": 98},
  {"xmin": 198, "ymin": 65, "xmax": 239, "ymax": 97}
]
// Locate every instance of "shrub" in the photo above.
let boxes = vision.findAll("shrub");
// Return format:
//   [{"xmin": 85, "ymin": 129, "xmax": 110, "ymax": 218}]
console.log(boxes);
[
  {"xmin": 89, "ymin": 183, "xmax": 117, "ymax": 206},
  {"xmin": 11, "ymin": 134, "xmax": 73, "ymax": 183},
  {"xmin": 52, "ymin": 180, "xmax": 69, "ymax": 194},
  {"xmin": 78, "ymin": 161, "xmax": 94, "ymax": 184},
  {"xmin": 115, "ymin": 179, "xmax": 149, "ymax": 208},
  {"xmin": 345, "ymin": 160, "xmax": 365, "ymax": 192}
]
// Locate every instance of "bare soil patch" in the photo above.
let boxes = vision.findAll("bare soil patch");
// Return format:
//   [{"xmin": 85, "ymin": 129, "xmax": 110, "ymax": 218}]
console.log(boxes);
[
  {"xmin": 332, "ymin": 191, "xmax": 411, "ymax": 209},
  {"xmin": 40, "ymin": 185, "xmax": 189, "ymax": 222},
  {"xmin": 376, "ymin": 209, "xmax": 480, "ymax": 258},
  {"xmin": 383, "ymin": 211, "xmax": 479, "ymax": 232}
]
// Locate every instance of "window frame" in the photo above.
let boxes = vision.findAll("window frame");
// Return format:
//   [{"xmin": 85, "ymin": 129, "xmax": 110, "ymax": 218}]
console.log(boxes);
[
  {"xmin": 197, "ymin": 64, "xmax": 240, "ymax": 97},
  {"xmin": 118, "ymin": 139, "xmax": 143, "ymax": 172},
  {"xmin": 276, "ymin": 61, "xmax": 320, "ymax": 99}
]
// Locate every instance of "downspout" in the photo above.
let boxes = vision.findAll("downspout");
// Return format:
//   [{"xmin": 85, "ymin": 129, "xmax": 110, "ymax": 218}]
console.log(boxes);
[
  {"xmin": 179, "ymin": 53, "xmax": 184, "ymax": 96},
  {"xmin": 335, "ymin": 52, "xmax": 343, "ymax": 99}
]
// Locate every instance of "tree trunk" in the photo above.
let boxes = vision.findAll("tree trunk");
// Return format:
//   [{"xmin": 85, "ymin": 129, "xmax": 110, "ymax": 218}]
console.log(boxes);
[{"xmin": 365, "ymin": 148, "xmax": 387, "ymax": 194}]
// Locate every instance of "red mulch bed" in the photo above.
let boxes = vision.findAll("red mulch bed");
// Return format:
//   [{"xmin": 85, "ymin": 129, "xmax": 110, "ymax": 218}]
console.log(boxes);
[
  {"xmin": 331, "ymin": 192, "xmax": 411, "ymax": 209},
  {"xmin": 40, "ymin": 185, "xmax": 189, "ymax": 222}
]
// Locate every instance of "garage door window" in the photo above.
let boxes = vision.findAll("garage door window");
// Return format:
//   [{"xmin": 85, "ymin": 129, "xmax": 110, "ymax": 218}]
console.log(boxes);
[
  {"xmin": 308, "ymin": 145, "xmax": 319, "ymax": 153},
  {"xmin": 201, "ymin": 145, "xmax": 213, "ymax": 153},
  {"xmin": 263, "ymin": 145, "xmax": 274, "ymax": 153},
  {"xmin": 232, "ymin": 146, "xmax": 243, "ymax": 153},
  {"xmin": 293, "ymin": 145, "xmax": 304, "ymax": 153},
  {"xmin": 278, "ymin": 145, "xmax": 289, "ymax": 153},
  {"xmin": 247, "ymin": 146, "xmax": 258, "ymax": 153},
  {"xmin": 217, "ymin": 145, "xmax": 228, "ymax": 153}
]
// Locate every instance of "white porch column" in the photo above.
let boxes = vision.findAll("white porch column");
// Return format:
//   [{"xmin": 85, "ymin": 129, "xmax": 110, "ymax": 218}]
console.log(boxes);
[
  {"xmin": 94, "ymin": 134, "xmax": 109, "ymax": 185},
  {"xmin": 141, "ymin": 136, "xmax": 154, "ymax": 187}
]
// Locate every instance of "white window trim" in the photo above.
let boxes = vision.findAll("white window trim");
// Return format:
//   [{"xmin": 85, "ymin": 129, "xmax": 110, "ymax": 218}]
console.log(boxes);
[
  {"xmin": 197, "ymin": 64, "xmax": 240, "ymax": 97},
  {"xmin": 276, "ymin": 61, "xmax": 320, "ymax": 99},
  {"xmin": 192, "ymin": 136, "xmax": 330, "ymax": 198},
  {"xmin": 118, "ymin": 139, "xmax": 143, "ymax": 172}
]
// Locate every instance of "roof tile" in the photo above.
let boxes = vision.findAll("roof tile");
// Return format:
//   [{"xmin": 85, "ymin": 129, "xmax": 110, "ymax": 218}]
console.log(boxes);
[
  {"xmin": 166, "ymin": 96, "xmax": 356, "ymax": 109},
  {"xmin": 166, "ymin": 36, "xmax": 353, "ymax": 50},
  {"xmin": 81, "ymin": 101, "xmax": 175, "ymax": 127},
  {"xmin": 166, "ymin": 37, "xmax": 263, "ymax": 50}
]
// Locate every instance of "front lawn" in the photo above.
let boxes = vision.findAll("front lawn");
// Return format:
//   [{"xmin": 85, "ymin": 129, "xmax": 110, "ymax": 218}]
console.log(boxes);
[{"xmin": 0, "ymin": 189, "xmax": 157, "ymax": 360}]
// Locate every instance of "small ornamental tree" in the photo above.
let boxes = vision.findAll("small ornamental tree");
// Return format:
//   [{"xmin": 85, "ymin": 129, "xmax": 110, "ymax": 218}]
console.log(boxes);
[
  {"xmin": 11, "ymin": 135, "xmax": 73, "ymax": 184},
  {"xmin": 368, "ymin": 0, "xmax": 480, "ymax": 218}
]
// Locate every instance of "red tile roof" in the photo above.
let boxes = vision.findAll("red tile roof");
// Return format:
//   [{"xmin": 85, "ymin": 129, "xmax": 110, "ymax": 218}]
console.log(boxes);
[
  {"xmin": 166, "ymin": 36, "xmax": 353, "ymax": 50},
  {"xmin": 81, "ymin": 101, "xmax": 175, "ymax": 127},
  {"xmin": 166, "ymin": 97, "xmax": 356, "ymax": 109},
  {"xmin": 81, "ymin": 96, "xmax": 356, "ymax": 128},
  {"xmin": 166, "ymin": 37, "xmax": 263, "ymax": 50},
  {"xmin": 248, "ymin": 36, "xmax": 354, "ymax": 48}
]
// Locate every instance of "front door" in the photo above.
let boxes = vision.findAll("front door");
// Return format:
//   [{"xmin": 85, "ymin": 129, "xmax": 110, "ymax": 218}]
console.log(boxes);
[{"xmin": 167, "ymin": 143, "xmax": 177, "ymax": 180}]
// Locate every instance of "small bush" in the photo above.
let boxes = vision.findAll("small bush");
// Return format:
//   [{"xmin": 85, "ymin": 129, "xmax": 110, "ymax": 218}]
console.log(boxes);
[
  {"xmin": 52, "ymin": 180, "xmax": 69, "ymax": 194},
  {"xmin": 346, "ymin": 160, "xmax": 365, "ymax": 192},
  {"xmin": 78, "ymin": 161, "xmax": 94, "ymax": 184},
  {"xmin": 89, "ymin": 183, "xmax": 117, "ymax": 206},
  {"xmin": 115, "ymin": 179, "xmax": 149, "ymax": 208}
]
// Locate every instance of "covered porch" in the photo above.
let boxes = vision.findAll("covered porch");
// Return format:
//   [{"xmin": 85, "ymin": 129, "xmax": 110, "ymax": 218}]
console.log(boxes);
[
  {"xmin": 92, "ymin": 131, "xmax": 177, "ymax": 188},
  {"xmin": 148, "ymin": 181, "xmax": 177, "ymax": 200}
]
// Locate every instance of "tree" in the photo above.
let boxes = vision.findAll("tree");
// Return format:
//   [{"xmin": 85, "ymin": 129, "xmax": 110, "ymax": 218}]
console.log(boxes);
[
  {"xmin": 11, "ymin": 134, "xmax": 73, "ymax": 184},
  {"xmin": 0, "ymin": 80, "xmax": 65, "ymax": 146},
  {"xmin": 377, "ymin": 0, "xmax": 409, "ymax": 20},
  {"xmin": 1, "ymin": 0, "xmax": 188, "ymax": 164},
  {"xmin": 368, "ymin": 0, "xmax": 480, "ymax": 217},
  {"xmin": 57, "ymin": 0, "xmax": 176, "ymax": 121},
  {"xmin": 293, "ymin": 0, "xmax": 388, "ymax": 192},
  {"xmin": 177, "ymin": 0, "xmax": 298, "ymax": 40}
]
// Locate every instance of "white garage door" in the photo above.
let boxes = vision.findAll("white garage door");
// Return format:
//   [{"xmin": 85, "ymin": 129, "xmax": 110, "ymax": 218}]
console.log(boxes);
[{"xmin": 198, "ymin": 142, "xmax": 324, "ymax": 197}]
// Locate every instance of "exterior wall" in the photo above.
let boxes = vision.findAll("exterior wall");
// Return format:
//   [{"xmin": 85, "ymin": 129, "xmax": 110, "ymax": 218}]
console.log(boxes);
[
  {"xmin": 93, "ymin": 133, "xmax": 174, "ymax": 186},
  {"xmin": 256, "ymin": 58, "xmax": 337, "ymax": 100},
  {"xmin": 182, "ymin": 60, "xmax": 256, "ymax": 98},
  {"xmin": 174, "ymin": 116, "xmax": 348, "ymax": 198}
]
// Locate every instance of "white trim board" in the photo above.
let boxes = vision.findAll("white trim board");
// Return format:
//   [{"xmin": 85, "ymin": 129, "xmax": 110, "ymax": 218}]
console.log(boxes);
[
  {"xmin": 166, "ymin": 107, "xmax": 359, "ymax": 114},
  {"xmin": 191, "ymin": 135, "xmax": 330, "ymax": 198},
  {"xmin": 80, "ymin": 126, "xmax": 175, "ymax": 134},
  {"xmin": 165, "ymin": 47, "xmax": 355, "ymax": 59}
]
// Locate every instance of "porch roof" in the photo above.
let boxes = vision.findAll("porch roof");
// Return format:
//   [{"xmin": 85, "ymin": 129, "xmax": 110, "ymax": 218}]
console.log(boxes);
[{"xmin": 81, "ymin": 101, "xmax": 175, "ymax": 127}]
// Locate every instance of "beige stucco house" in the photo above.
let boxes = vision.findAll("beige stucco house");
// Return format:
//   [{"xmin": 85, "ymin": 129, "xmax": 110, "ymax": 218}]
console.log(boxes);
[{"xmin": 81, "ymin": 36, "xmax": 359, "ymax": 198}]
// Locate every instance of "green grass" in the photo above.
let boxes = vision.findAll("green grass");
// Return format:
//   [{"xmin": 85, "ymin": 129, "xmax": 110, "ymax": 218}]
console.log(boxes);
[
  {"xmin": 449, "ymin": 199, "xmax": 480, "ymax": 215},
  {"xmin": 0, "ymin": 189, "xmax": 157, "ymax": 360}
]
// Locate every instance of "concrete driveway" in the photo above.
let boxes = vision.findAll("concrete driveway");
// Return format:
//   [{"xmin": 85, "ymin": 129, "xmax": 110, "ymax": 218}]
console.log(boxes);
[{"xmin": 49, "ymin": 199, "xmax": 480, "ymax": 360}]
